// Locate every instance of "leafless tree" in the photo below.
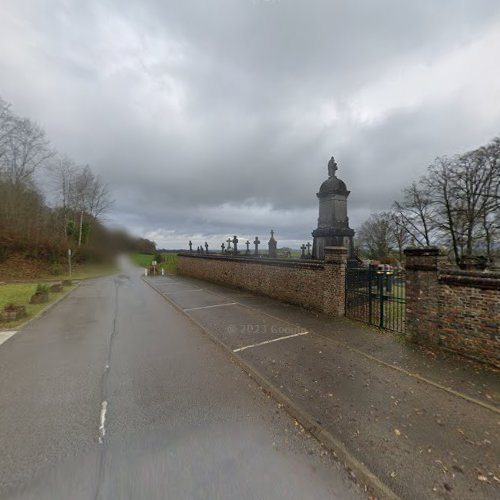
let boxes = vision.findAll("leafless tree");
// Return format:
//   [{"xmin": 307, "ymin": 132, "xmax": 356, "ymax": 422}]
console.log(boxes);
[
  {"xmin": 393, "ymin": 181, "xmax": 435, "ymax": 246},
  {"xmin": 1, "ymin": 114, "xmax": 54, "ymax": 185},
  {"xmin": 357, "ymin": 212, "xmax": 396, "ymax": 260}
]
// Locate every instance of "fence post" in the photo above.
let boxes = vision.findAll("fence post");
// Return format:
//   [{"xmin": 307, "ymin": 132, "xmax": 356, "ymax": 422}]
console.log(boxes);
[{"xmin": 323, "ymin": 246, "xmax": 348, "ymax": 316}]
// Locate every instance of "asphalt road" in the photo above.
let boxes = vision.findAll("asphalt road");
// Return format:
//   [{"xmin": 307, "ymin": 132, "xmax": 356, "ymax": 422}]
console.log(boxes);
[{"xmin": 0, "ymin": 261, "xmax": 362, "ymax": 500}]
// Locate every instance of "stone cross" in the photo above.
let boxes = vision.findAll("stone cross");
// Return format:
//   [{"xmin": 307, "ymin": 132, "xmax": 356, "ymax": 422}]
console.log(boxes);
[
  {"xmin": 245, "ymin": 240, "xmax": 250, "ymax": 254},
  {"xmin": 189, "ymin": 240, "xmax": 193, "ymax": 253},
  {"xmin": 221, "ymin": 242, "xmax": 225, "ymax": 253},
  {"xmin": 254, "ymin": 236, "xmax": 260, "ymax": 256},
  {"xmin": 204, "ymin": 242, "xmax": 209, "ymax": 254},
  {"xmin": 232, "ymin": 235, "xmax": 238, "ymax": 253},
  {"xmin": 226, "ymin": 238, "xmax": 232, "ymax": 250},
  {"xmin": 300, "ymin": 244, "xmax": 306, "ymax": 259},
  {"xmin": 306, "ymin": 242, "xmax": 312, "ymax": 256}
]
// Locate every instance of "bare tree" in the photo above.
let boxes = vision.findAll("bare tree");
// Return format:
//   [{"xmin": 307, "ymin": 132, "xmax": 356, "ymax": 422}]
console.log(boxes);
[
  {"xmin": 357, "ymin": 212, "xmax": 397, "ymax": 260},
  {"xmin": 393, "ymin": 181, "xmax": 435, "ymax": 246},
  {"xmin": 2, "ymin": 115, "xmax": 54, "ymax": 185},
  {"xmin": 73, "ymin": 166, "xmax": 113, "ymax": 246}
]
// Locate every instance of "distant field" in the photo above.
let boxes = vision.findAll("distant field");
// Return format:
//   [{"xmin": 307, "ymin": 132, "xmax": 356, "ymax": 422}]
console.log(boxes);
[
  {"xmin": 0, "ymin": 283, "xmax": 75, "ymax": 329},
  {"xmin": 130, "ymin": 253, "xmax": 178, "ymax": 273}
]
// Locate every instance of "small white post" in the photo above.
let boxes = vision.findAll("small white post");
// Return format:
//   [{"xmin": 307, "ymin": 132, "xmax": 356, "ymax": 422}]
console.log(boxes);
[
  {"xmin": 68, "ymin": 249, "xmax": 72, "ymax": 280},
  {"xmin": 144, "ymin": 268, "xmax": 148, "ymax": 276},
  {"xmin": 161, "ymin": 268, "xmax": 165, "ymax": 276}
]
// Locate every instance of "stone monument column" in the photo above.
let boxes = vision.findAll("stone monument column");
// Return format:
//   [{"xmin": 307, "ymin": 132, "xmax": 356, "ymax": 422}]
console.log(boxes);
[
  {"xmin": 312, "ymin": 157, "xmax": 355, "ymax": 260},
  {"xmin": 268, "ymin": 230, "xmax": 277, "ymax": 258}
]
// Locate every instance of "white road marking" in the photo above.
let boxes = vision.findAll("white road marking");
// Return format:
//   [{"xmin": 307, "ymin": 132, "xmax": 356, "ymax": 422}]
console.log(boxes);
[
  {"xmin": 166, "ymin": 289, "xmax": 204, "ymax": 294},
  {"xmin": 98, "ymin": 401, "xmax": 108, "ymax": 444},
  {"xmin": 0, "ymin": 331, "xmax": 17, "ymax": 347},
  {"xmin": 184, "ymin": 302, "xmax": 238, "ymax": 312},
  {"xmin": 233, "ymin": 331, "xmax": 309, "ymax": 353}
]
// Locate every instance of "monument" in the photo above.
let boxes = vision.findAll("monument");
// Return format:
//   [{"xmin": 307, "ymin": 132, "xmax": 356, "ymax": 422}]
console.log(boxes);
[
  {"xmin": 268, "ymin": 230, "xmax": 277, "ymax": 258},
  {"xmin": 312, "ymin": 156, "xmax": 355, "ymax": 260}
]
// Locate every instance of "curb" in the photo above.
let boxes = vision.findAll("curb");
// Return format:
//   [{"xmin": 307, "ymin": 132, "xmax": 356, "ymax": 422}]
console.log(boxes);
[{"xmin": 143, "ymin": 276, "xmax": 401, "ymax": 500}]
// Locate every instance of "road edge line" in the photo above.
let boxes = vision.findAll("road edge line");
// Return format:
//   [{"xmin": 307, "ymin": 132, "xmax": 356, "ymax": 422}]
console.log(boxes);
[{"xmin": 143, "ymin": 276, "xmax": 401, "ymax": 500}]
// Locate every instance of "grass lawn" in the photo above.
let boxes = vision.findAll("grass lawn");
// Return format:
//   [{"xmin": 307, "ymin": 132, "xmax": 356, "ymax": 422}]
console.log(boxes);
[
  {"xmin": 0, "ymin": 283, "xmax": 75, "ymax": 329},
  {"xmin": 130, "ymin": 253, "xmax": 177, "ymax": 273}
]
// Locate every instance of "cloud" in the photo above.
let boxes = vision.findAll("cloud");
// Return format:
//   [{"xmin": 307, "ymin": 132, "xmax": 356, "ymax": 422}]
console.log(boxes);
[{"xmin": 1, "ymin": 0, "xmax": 500, "ymax": 248}]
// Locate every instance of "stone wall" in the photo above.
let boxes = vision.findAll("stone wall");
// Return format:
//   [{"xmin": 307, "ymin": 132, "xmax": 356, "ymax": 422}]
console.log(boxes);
[
  {"xmin": 405, "ymin": 248, "xmax": 500, "ymax": 367},
  {"xmin": 177, "ymin": 247, "xmax": 347, "ymax": 316}
]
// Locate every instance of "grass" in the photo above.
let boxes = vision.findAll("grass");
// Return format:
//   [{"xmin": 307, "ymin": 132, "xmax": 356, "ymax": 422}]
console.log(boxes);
[
  {"xmin": 130, "ymin": 253, "xmax": 178, "ymax": 273},
  {"xmin": 46, "ymin": 262, "xmax": 118, "ymax": 281},
  {"xmin": 0, "ymin": 282, "xmax": 75, "ymax": 329}
]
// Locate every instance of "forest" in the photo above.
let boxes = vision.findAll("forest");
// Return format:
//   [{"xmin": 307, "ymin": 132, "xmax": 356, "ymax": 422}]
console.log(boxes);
[{"xmin": 0, "ymin": 96, "xmax": 155, "ymax": 277}]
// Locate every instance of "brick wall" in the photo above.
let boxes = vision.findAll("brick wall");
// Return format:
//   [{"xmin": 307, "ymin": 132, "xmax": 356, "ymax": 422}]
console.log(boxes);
[
  {"xmin": 405, "ymin": 248, "xmax": 500, "ymax": 367},
  {"xmin": 177, "ymin": 247, "xmax": 347, "ymax": 316}
]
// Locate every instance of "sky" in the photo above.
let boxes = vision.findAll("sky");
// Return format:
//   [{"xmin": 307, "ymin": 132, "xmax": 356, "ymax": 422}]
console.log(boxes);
[{"xmin": 1, "ymin": 0, "xmax": 500, "ymax": 249}]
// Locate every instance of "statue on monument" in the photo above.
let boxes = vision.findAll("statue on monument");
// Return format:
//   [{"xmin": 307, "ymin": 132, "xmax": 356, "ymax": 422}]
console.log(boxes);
[{"xmin": 328, "ymin": 156, "xmax": 338, "ymax": 177}]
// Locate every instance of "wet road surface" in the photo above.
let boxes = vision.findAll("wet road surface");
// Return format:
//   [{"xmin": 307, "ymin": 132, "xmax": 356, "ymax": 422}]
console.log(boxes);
[
  {"xmin": 0, "ymin": 262, "xmax": 362, "ymax": 499},
  {"xmin": 144, "ymin": 272, "xmax": 500, "ymax": 500}
]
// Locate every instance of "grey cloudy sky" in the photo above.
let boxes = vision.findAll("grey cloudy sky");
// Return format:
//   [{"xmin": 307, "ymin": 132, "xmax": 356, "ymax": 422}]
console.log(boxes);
[{"xmin": 2, "ymin": 0, "xmax": 500, "ymax": 248}]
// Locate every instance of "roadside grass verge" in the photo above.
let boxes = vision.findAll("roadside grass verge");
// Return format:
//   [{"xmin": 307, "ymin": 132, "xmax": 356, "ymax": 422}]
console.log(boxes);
[
  {"xmin": 0, "ymin": 283, "xmax": 75, "ymax": 329},
  {"xmin": 130, "ymin": 253, "xmax": 177, "ymax": 273},
  {"xmin": 45, "ymin": 262, "xmax": 118, "ymax": 281}
]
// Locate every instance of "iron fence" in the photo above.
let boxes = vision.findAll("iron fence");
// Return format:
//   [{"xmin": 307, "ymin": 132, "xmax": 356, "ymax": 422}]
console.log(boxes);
[{"xmin": 345, "ymin": 265, "xmax": 406, "ymax": 333}]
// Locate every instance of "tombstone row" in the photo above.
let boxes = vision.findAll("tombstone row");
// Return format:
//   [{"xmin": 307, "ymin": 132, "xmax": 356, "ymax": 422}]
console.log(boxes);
[{"xmin": 188, "ymin": 231, "xmax": 312, "ymax": 259}]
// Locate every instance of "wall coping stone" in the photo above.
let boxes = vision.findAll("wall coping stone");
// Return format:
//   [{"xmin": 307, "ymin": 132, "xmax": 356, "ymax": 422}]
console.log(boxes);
[
  {"xmin": 177, "ymin": 253, "xmax": 325, "ymax": 270},
  {"xmin": 439, "ymin": 270, "xmax": 500, "ymax": 290},
  {"xmin": 404, "ymin": 247, "xmax": 440, "ymax": 256}
]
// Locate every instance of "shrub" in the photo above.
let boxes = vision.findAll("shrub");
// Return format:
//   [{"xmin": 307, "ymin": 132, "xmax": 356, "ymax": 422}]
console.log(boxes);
[{"xmin": 36, "ymin": 283, "xmax": 50, "ymax": 294}]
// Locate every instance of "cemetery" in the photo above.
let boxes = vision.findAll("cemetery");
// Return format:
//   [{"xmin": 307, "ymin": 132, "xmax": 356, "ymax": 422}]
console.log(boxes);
[{"xmin": 174, "ymin": 156, "xmax": 500, "ymax": 368}]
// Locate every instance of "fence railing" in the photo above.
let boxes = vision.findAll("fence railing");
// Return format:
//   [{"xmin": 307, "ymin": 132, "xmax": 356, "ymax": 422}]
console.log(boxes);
[{"xmin": 345, "ymin": 266, "xmax": 406, "ymax": 333}]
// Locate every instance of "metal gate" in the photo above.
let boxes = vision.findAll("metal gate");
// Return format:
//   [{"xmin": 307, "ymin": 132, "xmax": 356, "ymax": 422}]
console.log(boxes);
[{"xmin": 345, "ymin": 265, "xmax": 406, "ymax": 333}]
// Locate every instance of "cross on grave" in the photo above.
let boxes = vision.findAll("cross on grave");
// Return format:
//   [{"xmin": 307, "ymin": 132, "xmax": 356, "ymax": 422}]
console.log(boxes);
[
  {"xmin": 226, "ymin": 238, "xmax": 232, "ymax": 251},
  {"xmin": 306, "ymin": 242, "xmax": 312, "ymax": 256},
  {"xmin": 221, "ymin": 242, "xmax": 225, "ymax": 253},
  {"xmin": 204, "ymin": 242, "xmax": 209, "ymax": 254},
  {"xmin": 300, "ymin": 244, "xmax": 306, "ymax": 259},
  {"xmin": 189, "ymin": 240, "xmax": 193, "ymax": 253},
  {"xmin": 254, "ymin": 236, "xmax": 261, "ymax": 256},
  {"xmin": 232, "ymin": 235, "xmax": 238, "ymax": 253},
  {"xmin": 245, "ymin": 240, "xmax": 250, "ymax": 254}
]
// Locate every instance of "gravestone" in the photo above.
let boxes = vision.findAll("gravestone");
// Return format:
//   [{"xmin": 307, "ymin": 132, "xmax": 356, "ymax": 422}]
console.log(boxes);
[
  {"xmin": 254, "ymin": 236, "xmax": 261, "ymax": 256},
  {"xmin": 300, "ymin": 244, "xmax": 306, "ymax": 259},
  {"xmin": 245, "ymin": 240, "xmax": 250, "ymax": 255},
  {"xmin": 189, "ymin": 240, "xmax": 193, "ymax": 253},
  {"xmin": 232, "ymin": 235, "xmax": 238, "ymax": 254},
  {"xmin": 268, "ymin": 230, "xmax": 277, "ymax": 258},
  {"xmin": 204, "ymin": 242, "xmax": 209, "ymax": 254}
]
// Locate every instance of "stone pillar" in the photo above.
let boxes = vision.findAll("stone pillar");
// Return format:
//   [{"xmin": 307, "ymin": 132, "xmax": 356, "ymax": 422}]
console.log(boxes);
[
  {"xmin": 323, "ymin": 246, "xmax": 347, "ymax": 316},
  {"xmin": 404, "ymin": 247, "xmax": 441, "ymax": 344},
  {"xmin": 268, "ymin": 230, "xmax": 277, "ymax": 258}
]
